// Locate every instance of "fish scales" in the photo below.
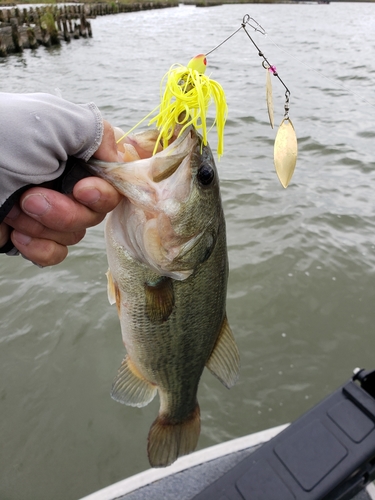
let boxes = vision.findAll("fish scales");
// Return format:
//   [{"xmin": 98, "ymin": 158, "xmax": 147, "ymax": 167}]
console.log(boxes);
[
  {"xmin": 108, "ymin": 216, "xmax": 227, "ymax": 401},
  {"xmin": 86, "ymin": 126, "xmax": 240, "ymax": 467}
]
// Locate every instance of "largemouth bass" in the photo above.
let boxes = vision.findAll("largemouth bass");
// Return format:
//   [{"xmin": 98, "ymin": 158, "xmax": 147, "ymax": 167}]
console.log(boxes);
[{"xmin": 87, "ymin": 126, "xmax": 240, "ymax": 467}]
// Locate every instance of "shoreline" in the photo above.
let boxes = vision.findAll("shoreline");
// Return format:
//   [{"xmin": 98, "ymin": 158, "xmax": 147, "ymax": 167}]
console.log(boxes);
[
  {"xmin": 1, "ymin": 0, "xmax": 373, "ymax": 57},
  {"xmin": 1, "ymin": 0, "xmax": 375, "ymax": 7}
]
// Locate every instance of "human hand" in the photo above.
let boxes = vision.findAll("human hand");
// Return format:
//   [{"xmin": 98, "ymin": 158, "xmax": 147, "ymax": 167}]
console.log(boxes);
[
  {"xmin": 0, "ymin": 222, "xmax": 10, "ymax": 249},
  {"xmin": 1, "ymin": 120, "xmax": 122, "ymax": 267}
]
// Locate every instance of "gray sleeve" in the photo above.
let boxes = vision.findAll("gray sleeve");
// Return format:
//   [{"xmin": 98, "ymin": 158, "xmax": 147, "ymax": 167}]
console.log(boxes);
[{"xmin": 0, "ymin": 92, "xmax": 104, "ymax": 221}]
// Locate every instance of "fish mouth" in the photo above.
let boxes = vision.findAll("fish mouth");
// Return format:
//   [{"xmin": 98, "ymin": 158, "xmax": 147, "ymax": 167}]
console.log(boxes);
[
  {"xmin": 87, "ymin": 125, "xmax": 199, "ymax": 176},
  {"xmin": 150, "ymin": 128, "xmax": 197, "ymax": 184},
  {"xmin": 87, "ymin": 126, "xmax": 198, "ymax": 196},
  {"xmin": 115, "ymin": 125, "xmax": 198, "ymax": 184}
]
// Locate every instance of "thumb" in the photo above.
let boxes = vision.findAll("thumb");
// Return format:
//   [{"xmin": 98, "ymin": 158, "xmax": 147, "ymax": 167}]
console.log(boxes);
[{"xmin": 93, "ymin": 120, "xmax": 118, "ymax": 163}]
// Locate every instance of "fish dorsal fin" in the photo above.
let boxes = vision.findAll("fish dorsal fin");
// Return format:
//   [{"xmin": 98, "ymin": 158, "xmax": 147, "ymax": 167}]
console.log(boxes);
[
  {"xmin": 206, "ymin": 315, "xmax": 240, "ymax": 389},
  {"xmin": 145, "ymin": 278, "xmax": 175, "ymax": 324},
  {"xmin": 111, "ymin": 355, "xmax": 157, "ymax": 408}
]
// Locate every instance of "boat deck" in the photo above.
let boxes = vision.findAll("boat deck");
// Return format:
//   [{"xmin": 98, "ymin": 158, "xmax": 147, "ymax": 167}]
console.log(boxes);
[{"xmin": 81, "ymin": 425, "xmax": 375, "ymax": 500}]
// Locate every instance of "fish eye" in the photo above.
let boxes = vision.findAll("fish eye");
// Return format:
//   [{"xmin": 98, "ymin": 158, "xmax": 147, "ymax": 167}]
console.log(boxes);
[{"xmin": 197, "ymin": 163, "xmax": 215, "ymax": 186}]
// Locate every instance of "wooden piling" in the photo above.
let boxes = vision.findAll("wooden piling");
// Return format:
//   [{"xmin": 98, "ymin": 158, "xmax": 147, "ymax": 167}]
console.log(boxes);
[
  {"xmin": 10, "ymin": 19, "xmax": 22, "ymax": 52},
  {"xmin": 0, "ymin": 33, "xmax": 7, "ymax": 57},
  {"xmin": 26, "ymin": 27, "xmax": 38, "ymax": 50},
  {"xmin": 73, "ymin": 22, "xmax": 79, "ymax": 39},
  {"xmin": 61, "ymin": 15, "xmax": 70, "ymax": 43},
  {"xmin": 86, "ymin": 20, "xmax": 92, "ymax": 38}
]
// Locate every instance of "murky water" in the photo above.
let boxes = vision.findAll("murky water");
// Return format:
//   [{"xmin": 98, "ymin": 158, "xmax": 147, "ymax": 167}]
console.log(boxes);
[{"xmin": 1, "ymin": 3, "xmax": 375, "ymax": 498}]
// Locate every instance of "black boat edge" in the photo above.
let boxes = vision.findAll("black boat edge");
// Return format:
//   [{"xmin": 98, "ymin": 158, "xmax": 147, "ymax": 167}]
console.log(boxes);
[{"xmin": 79, "ymin": 368, "xmax": 375, "ymax": 500}]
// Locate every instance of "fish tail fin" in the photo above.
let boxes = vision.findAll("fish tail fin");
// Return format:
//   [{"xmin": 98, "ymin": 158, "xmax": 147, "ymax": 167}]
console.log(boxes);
[{"xmin": 147, "ymin": 403, "xmax": 200, "ymax": 467}]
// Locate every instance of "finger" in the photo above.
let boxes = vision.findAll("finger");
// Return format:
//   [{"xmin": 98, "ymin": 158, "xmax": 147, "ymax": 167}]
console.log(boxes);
[
  {"xmin": 11, "ymin": 231, "xmax": 69, "ymax": 267},
  {"xmin": 0, "ymin": 222, "xmax": 10, "ymax": 248},
  {"xmin": 93, "ymin": 120, "xmax": 119, "ymax": 162},
  {"xmin": 19, "ymin": 187, "xmax": 107, "ymax": 232},
  {"xmin": 5, "ymin": 205, "xmax": 86, "ymax": 246},
  {"xmin": 73, "ymin": 177, "xmax": 122, "ymax": 215}
]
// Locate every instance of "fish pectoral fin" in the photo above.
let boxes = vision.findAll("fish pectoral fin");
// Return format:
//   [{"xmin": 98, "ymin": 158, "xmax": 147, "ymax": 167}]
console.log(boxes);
[
  {"xmin": 106, "ymin": 269, "xmax": 116, "ymax": 305},
  {"xmin": 111, "ymin": 355, "xmax": 157, "ymax": 408},
  {"xmin": 147, "ymin": 403, "xmax": 200, "ymax": 467},
  {"xmin": 145, "ymin": 277, "xmax": 175, "ymax": 324},
  {"xmin": 206, "ymin": 315, "xmax": 240, "ymax": 389},
  {"xmin": 106, "ymin": 269, "xmax": 121, "ymax": 316}
]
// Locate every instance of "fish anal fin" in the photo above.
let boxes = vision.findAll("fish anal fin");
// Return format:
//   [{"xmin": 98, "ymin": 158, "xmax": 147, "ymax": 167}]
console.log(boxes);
[
  {"xmin": 206, "ymin": 315, "xmax": 240, "ymax": 389},
  {"xmin": 145, "ymin": 277, "xmax": 174, "ymax": 324},
  {"xmin": 106, "ymin": 269, "xmax": 121, "ymax": 315},
  {"xmin": 111, "ymin": 355, "xmax": 157, "ymax": 408},
  {"xmin": 147, "ymin": 403, "xmax": 200, "ymax": 467}
]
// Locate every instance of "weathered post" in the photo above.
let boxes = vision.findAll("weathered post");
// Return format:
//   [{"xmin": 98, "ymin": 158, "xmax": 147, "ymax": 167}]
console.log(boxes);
[
  {"xmin": 14, "ymin": 7, "xmax": 21, "ymax": 24},
  {"xmin": 67, "ymin": 14, "xmax": 73, "ymax": 34},
  {"xmin": 27, "ymin": 27, "xmax": 38, "ymax": 49},
  {"xmin": 79, "ymin": 12, "xmax": 87, "ymax": 37},
  {"xmin": 55, "ymin": 11, "xmax": 62, "ymax": 33},
  {"xmin": 61, "ymin": 15, "xmax": 70, "ymax": 42},
  {"xmin": 23, "ymin": 8, "xmax": 29, "ymax": 26},
  {"xmin": 28, "ymin": 7, "xmax": 35, "ymax": 24},
  {"xmin": 40, "ymin": 10, "xmax": 59, "ymax": 46},
  {"xmin": 35, "ymin": 6, "xmax": 40, "ymax": 25},
  {"xmin": 0, "ymin": 33, "xmax": 7, "ymax": 57},
  {"xmin": 73, "ymin": 22, "xmax": 79, "ymax": 39},
  {"xmin": 86, "ymin": 20, "xmax": 92, "ymax": 38},
  {"xmin": 11, "ymin": 19, "xmax": 22, "ymax": 52}
]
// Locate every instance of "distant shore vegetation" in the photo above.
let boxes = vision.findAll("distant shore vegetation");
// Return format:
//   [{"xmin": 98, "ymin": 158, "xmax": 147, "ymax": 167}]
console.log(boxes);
[{"xmin": 1, "ymin": 0, "xmax": 374, "ymax": 7}]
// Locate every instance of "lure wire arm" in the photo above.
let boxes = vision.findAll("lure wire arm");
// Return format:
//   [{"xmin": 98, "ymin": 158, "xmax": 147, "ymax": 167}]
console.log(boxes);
[
  {"xmin": 241, "ymin": 18, "xmax": 291, "ymax": 105},
  {"xmin": 206, "ymin": 15, "xmax": 291, "ymax": 112},
  {"xmin": 205, "ymin": 25, "xmax": 243, "ymax": 57}
]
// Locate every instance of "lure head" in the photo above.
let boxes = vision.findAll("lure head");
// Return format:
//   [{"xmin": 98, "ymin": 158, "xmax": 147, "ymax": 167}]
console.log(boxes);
[{"xmin": 187, "ymin": 54, "xmax": 207, "ymax": 74}]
